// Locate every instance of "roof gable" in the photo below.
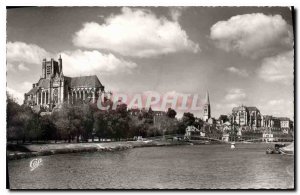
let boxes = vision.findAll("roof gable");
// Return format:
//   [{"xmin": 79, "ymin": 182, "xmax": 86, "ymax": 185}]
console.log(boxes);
[
  {"xmin": 26, "ymin": 87, "xmax": 39, "ymax": 95},
  {"xmin": 68, "ymin": 75, "xmax": 103, "ymax": 88}
]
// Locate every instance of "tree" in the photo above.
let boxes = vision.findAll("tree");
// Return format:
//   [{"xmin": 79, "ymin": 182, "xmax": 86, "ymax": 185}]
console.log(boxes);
[
  {"xmin": 7, "ymin": 93, "xmax": 23, "ymax": 142},
  {"xmin": 6, "ymin": 93, "xmax": 41, "ymax": 143},
  {"xmin": 219, "ymin": 115, "xmax": 229, "ymax": 123},
  {"xmin": 27, "ymin": 112, "xmax": 42, "ymax": 143},
  {"xmin": 52, "ymin": 103, "xmax": 74, "ymax": 142},
  {"xmin": 176, "ymin": 112, "xmax": 196, "ymax": 135},
  {"xmin": 40, "ymin": 114, "xmax": 57, "ymax": 142},
  {"xmin": 182, "ymin": 112, "xmax": 195, "ymax": 126},
  {"xmin": 93, "ymin": 110, "xmax": 109, "ymax": 141},
  {"xmin": 166, "ymin": 108, "xmax": 177, "ymax": 118}
]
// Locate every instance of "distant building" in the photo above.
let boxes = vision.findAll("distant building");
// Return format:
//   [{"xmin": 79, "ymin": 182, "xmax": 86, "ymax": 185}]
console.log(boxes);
[
  {"xmin": 228, "ymin": 104, "xmax": 294, "ymax": 142},
  {"xmin": 207, "ymin": 117, "xmax": 216, "ymax": 125},
  {"xmin": 128, "ymin": 108, "xmax": 142, "ymax": 116},
  {"xmin": 203, "ymin": 91, "xmax": 211, "ymax": 122},
  {"xmin": 262, "ymin": 133, "xmax": 274, "ymax": 142},
  {"xmin": 262, "ymin": 116, "xmax": 293, "ymax": 134},
  {"xmin": 222, "ymin": 133, "xmax": 229, "ymax": 142},
  {"xmin": 261, "ymin": 115, "xmax": 281, "ymax": 131},
  {"xmin": 231, "ymin": 105, "xmax": 262, "ymax": 129},
  {"xmin": 278, "ymin": 117, "xmax": 293, "ymax": 129},
  {"xmin": 24, "ymin": 56, "xmax": 105, "ymax": 111},
  {"xmin": 185, "ymin": 125, "xmax": 204, "ymax": 139}
]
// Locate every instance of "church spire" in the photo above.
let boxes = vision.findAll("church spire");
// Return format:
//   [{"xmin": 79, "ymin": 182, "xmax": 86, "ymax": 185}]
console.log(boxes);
[
  {"xmin": 203, "ymin": 91, "xmax": 211, "ymax": 122},
  {"xmin": 205, "ymin": 91, "xmax": 210, "ymax": 105}
]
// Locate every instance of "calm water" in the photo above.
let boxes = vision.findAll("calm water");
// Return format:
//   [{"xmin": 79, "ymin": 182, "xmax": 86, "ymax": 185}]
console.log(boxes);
[{"xmin": 8, "ymin": 143, "xmax": 294, "ymax": 189}]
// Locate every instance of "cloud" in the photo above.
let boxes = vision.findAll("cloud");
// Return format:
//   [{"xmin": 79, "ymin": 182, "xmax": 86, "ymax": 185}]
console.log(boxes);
[
  {"xmin": 226, "ymin": 66, "xmax": 249, "ymax": 77},
  {"xmin": 210, "ymin": 13, "xmax": 293, "ymax": 58},
  {"xmin": 268, "ymin": 99, "xmax": 284, "ymax": 106},
  {"xmin": 6, "ymin": 81, "xmax": 35, "ymax": 105},
  {"xmin": 18, "ymin": 63, "xmax": 30, "ymax": 71},
  {"xmin": 258, "ymin": 99, "xmax": 294, "ymax": 119},
  {"xmin": 7, "ymin": 41, "xmax": 51, "ymax": 64},
  {"xmin": 257, "ymin": 51, "xmax": 293, "ymax": 84},
  {"xmin": 21, "ymin": 81, "xmax": 33, "ymax": 90},
  {"xmin": 61, "ymin": 50, "xmax": 137, "ymax": 76},
  {"xmin": 7, "ymin": 63, "xmax": 15, "ymax": 72},
  {"xmin": 73, "ymin": 7, "xmax": 199, "ymax": 58},
  {"xmin": 225, "ymin": 88, "xmax": 246, "ymax": 101},
  {"xmin": 7, "ymin": 41, "xmax": 138, "ymax": 76},
  {"xmin": 169, "ymin": 7, "xmax": 186, "ymax": 21}
]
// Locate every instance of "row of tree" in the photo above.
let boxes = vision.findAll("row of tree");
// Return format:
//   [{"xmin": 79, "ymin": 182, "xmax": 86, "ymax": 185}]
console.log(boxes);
[{"xmin": 7, "ymin": 93, "xmax": 202, "ymax": 144}]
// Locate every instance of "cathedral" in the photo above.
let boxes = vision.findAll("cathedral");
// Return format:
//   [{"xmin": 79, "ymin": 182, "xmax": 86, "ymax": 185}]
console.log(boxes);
[
  {"xmin": 231, "ymin": 105, "xmax": 262, "ymax": 129},
  {"xmin": 23, "ymin": 56, "xmax": 105, "ymax": 111}
]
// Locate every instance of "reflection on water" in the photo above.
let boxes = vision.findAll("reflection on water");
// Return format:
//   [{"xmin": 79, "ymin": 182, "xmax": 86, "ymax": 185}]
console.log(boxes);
[{"xmin": 8, "ymin": 143, "xmax": 294, "ymax": 189}]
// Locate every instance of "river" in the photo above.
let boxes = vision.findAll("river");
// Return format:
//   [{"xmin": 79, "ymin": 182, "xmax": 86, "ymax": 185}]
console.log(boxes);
[{"xmin": 8, "ymin": 143, "xmax": 294, "ymax": 189}]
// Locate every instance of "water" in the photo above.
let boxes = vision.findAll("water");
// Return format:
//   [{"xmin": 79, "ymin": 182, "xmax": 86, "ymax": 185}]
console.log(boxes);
[{"xmin": 8, "ymin": 143, "xmax": 294, "ymax": 189}]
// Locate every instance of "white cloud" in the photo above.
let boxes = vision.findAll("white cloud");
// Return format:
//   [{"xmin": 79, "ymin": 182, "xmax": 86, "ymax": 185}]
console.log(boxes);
[
  {"xmin": 225, "ymin": 88, "xmax": 246, "ymax": 101},
  {"xmin": 6, "ymin": 82, "xmax": 34, "ymax": 105},
  {"xmin": 210, "ymin": 13, "xmax": 293, "ymax": 58},
  {"xmin": 258, "ymin": 99, "xmax": 294, "ymax": 119},
  {"xmin": 73, "ymin": 7, "xmax": 199, "ymax": 58},
  {"xmin": 18, "ymin": 63, "xmax": 30, "ymax": 71},
  {"xmin": 7, "ymin": 41, "xmax": 51, "ymax": 64},
  {"xmin": 268, "ymin": 99, "xmax": 284, "ymax": 106},
  {"xmin": 7, "ymin": 41, "xmax": 137, "ymax": 76},
  {"xmin": 61, "ymin": 50, "xmax": 137, "ymax": 76},
  {"xmin": 226, "ymin": 66, "xmax": 248, "ymax": 77},
  {"xmin": 21, "ymin": 81, "xmax": 33, "ymax": 91},
  {"xmin": 7, "ymin": 63, "xmax": 15, "ymax": 72},
  {"xmin": 258, "ymin": 51, "xmax": 293, "ymax": 84}
]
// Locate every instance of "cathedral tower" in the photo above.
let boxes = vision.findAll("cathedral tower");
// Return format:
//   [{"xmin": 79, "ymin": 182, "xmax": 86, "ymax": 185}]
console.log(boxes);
[
  {"xmin": 203, "ymin": 91, "xmax": 211, "ymax": 122},
  {"xmin": 58, "ymin": 54, "xmax": 63, "ymax": 75}
]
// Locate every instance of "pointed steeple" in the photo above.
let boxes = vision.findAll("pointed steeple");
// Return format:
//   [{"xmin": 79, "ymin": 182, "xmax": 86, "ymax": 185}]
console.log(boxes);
[
  {"xmin": 205, "ymin": 91, "xmax": 210, "ymax": 105},
  {"xmin": 203, "ymin": 91, "xmax": 211, "ymax": 122}
]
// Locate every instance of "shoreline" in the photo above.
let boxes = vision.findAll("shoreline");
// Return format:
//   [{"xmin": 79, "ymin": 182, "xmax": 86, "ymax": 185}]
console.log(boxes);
[
  {"xmin": 7, "ymin": 140, "xmax": 289, "ymax": 161},
  {"xmin": 7, "ymin": 140, "xmax": 190, "ymax": 161}
]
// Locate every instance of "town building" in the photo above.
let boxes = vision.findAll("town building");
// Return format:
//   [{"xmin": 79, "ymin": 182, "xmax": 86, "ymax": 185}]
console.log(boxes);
[
  {"xmin": 278, "ymin": 117, "xmax": 293, "ymax": 130},
  {"xmin": 261, "ymin": 115, "xmax": 281, "ymax": 132},
  {"xmin": 262, "ymin": 133, "xmax": 274, "ymax": 142},
  {"xmin": 24, "ymin": 56, "xmax": 105, "ymax": 112},
  {"xmin": 185, "ymin": 125, "xmax": 205, "ymax": 140}
]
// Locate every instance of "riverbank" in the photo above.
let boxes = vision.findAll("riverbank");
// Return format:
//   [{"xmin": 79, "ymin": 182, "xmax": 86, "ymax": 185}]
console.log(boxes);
[{"xmin": 7, "ymin": 140, "xmax": 189, "ymax": 160}]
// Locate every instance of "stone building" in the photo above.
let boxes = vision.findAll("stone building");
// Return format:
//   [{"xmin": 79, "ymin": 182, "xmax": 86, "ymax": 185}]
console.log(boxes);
[
  {"xmin": 24, "ymin": 56, "xmax": 105, "ymax": 111},
  {"xmin": 261, "ymin": 115, "xmax": 281, "ymax": 130},
  {"xmin": 278, "ymin": 117, "xmax": 293, "ymax": 129},
  {"xmin": 230, "ymin": 105, "xmax": 293, "ymax": 136},
  {"xmin": 231, "ymin": 105, "xmax": 262, "ymax": 129},
  {"xmin": 262, "ymin": 116, "xmax": 293, "ymax": 134}
]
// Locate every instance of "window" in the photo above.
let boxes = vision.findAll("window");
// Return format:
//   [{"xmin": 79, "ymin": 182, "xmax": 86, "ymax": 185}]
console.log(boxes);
[
  {"xmin": 38, "ymin": 93, "xmax": 41, "ymax": 104},
  {"xmin": 46, "ymin": 92, "xmax": 48, "ymax": 104},
  {"xmin": 46, "ymin": 65, "xmax": 51, "ymax": 75}
]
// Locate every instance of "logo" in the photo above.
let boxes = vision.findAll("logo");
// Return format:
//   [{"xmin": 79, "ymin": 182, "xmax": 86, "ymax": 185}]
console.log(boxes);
[{"xmin": 30, "ymin": 158, "xmax": 43, "ymax": 171}]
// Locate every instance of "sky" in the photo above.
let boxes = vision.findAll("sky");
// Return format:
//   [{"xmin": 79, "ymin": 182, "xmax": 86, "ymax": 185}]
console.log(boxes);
[{"xmin": 6, "ymin": 6, "xmax": 294, "ymax": 119}]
